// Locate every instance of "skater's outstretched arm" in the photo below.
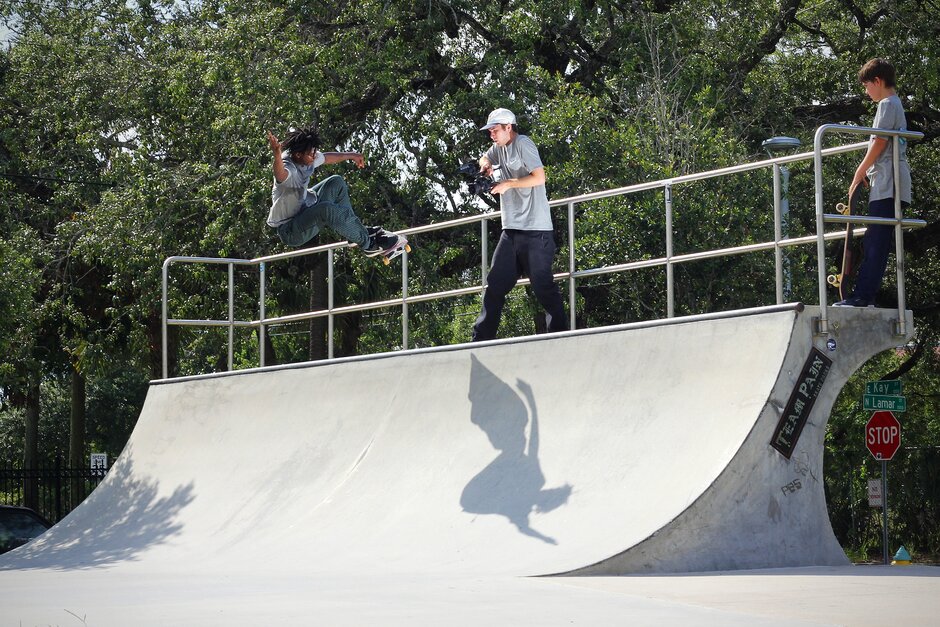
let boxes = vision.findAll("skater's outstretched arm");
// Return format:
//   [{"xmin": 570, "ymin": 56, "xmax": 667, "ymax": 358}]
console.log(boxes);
[
  {"xmin": 322, "ymin": 152, "xmax": 365, "ymax": 168},
  {"xmin": 267, "ymin": 131, "xmax": 288, "ymax": 183}
]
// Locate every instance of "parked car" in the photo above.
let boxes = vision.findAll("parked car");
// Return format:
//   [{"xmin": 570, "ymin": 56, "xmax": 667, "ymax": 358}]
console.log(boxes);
[{"xmin": 0, "ymin": 505, "xmax": 52, "ymax": 555}]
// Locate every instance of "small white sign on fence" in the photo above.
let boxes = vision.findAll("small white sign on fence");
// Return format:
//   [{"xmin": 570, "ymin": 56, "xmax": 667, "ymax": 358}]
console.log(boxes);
[{"xmin": 90, "ymin": 453, "xmax": 108, "ymax": 472}]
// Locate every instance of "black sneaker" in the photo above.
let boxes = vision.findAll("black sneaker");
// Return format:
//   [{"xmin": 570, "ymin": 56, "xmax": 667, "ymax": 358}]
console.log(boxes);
[
  {"xmin": 362, "ymin": 226, "xmax": 384, "ymax": 254},
  {"xmin": 363, "ymin": 226, "xmax": 402, "ymax": 257},
  {"xmin": 833, "ymin": 296, "xmax": 874, "ymax": 308}
]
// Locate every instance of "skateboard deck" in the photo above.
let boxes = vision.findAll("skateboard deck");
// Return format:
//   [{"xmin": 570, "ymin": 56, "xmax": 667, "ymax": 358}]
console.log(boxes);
[
  {"xmin": 381, "ymin": 237, "xmax": 411, "ymax": 265},
  {"xmin": 826, "ymin": 182, "xmax": 865, "ymax": 300},
  {"xmin": 363, "ymin": 232, "xmax": 411, "ymax": 265}
]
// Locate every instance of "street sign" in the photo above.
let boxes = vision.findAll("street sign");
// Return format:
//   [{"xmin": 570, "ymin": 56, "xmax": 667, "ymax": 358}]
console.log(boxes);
[
  {"xmin": 866, "ymin": 380, "xmax": 903, "ymax": 395},
  {"xmin": 867, "ymin": 479, "xmax": 883, "ymax": 507},
  {"xmin": 866, "ymin": 411, "xmax": 901, "ymax": 461},
  {"xmin": 863, "ymin": 394, "xmax": 907, "ymax": 412}
]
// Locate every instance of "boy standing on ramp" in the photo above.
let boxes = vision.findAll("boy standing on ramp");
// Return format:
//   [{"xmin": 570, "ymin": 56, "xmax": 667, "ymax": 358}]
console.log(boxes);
[
  {"xmin": 266, "ymin": 127, "xmax": 404, "ymax": 257},
  {"xmin": 835, "ymin": 58, "xmax": 912, "ymax": 308}
]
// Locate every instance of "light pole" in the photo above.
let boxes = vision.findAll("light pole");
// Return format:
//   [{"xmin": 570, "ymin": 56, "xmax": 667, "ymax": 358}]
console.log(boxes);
[{"xmin": 762, "ymin": 136, "xmax": 802, "ymax": 302}]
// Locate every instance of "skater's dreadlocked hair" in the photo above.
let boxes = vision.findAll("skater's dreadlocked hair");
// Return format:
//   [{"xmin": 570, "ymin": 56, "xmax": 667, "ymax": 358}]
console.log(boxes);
[{"xmin": 280, "ymin": 126, "xmax": 320, "ymax": 159}]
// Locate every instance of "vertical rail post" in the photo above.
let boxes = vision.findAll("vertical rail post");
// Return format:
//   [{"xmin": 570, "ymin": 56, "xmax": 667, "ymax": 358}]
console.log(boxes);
[
  {"xmin": 259, "ymin": 261, "xmax": 266, "ymax": 367},
  {"xmin": 402, "ymin": 246, "xmax": 409, "ymax": 349},
  {"xmin": 328, "ymin": 249, "xmax": 334, "ymax": 359},
  {"xmin": 892, "ymin": 136, "xmax": 907, "ymax": 336},
  {"xmin": 162, "ymin": 260, "xmax": 169, "ymax": 379},
  {"xmin": 567, "ymin": 201, "xmax": 576, "ymax": 330},
  {"xmin": 813, "ymin": 126, "xmax": 829, "ymax": 335},
  {"xmin": 481, "ymin": 218, "xmax": 489, "ymax": 287},
  {"xmin": 772, "ymin": 164, "xmax": 784, "ymax": 305},
  {"xmin": 665, "ymin": 183, "xmax": 675, "ymax": 318},
  {"xmin": 228, "ymin": 262, "xmax": 234, "ymax": 371}
]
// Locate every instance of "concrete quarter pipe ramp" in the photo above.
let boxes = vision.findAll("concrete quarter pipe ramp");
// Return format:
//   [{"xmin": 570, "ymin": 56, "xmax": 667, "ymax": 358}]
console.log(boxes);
[{"xmin": 0, "ymin": 304, "xmax": 915, "ymax": 622}]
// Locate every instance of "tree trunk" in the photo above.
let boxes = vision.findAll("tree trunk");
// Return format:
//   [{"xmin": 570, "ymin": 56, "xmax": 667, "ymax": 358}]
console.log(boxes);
[
  {"xmin": 309, "ymin": 255, "xmax": 328, "ymax": 360},
  {"xmin": 339, "ymin": 311, "xmax": 363, "ymax": 358},
  {"xmin": 262, "ymin": 327, "xmax": 278, "ymax": 366},
  {"xmin": 23, "ymin": 371, "xmax": 40, "ymax": 511},
  {"xmin": 147, "ymin": 313, "xmax": 176, "ymax": 380},
  {"xmin": 69, "ymin": 366, "xmax": 86, "ymax": 509}
]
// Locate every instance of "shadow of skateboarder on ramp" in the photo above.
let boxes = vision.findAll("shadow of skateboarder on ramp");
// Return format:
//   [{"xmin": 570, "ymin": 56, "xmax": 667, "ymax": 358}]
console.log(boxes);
[{"xmin": 461, "ymin": 355, "xmax": 573, "ymax": 544}]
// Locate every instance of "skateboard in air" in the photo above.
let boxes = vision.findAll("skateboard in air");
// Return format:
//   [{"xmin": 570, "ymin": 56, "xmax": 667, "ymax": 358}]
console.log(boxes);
[
  {"xmin": 364, "ymin": 231, "xmax": 411, "ymax": 265},
  {"xmin": 826, "ymin": 181, "xmax": 866, "ymax": 301},
  {"xmin": 380, "ymin": 235, "xmax": 411, "ymax": 265}
]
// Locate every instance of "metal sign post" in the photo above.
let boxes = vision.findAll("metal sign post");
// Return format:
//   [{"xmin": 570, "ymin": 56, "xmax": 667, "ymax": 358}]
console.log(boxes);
[
  {"xmin": 881, "ymin": 460, "xmax": 889, "ymax": 565},
  {"xmin": 865, "ymin": 406, "xmax": 902, "ymax": 565}
]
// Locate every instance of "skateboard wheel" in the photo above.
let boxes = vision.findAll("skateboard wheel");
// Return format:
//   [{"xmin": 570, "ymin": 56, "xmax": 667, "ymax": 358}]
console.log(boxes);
[
  {"xmin": 405, "ymin": 244, "xmax": 412, "ymax": 253},
  {"xmin": 836, "ymin": 202, "xmax": 849, "ymax": 215},
  {"xmin": 382, "ymin": 256, "xmax": 391, "ymax": 266},
  {"xmin": 827, "ymin": 274, "xmax": 838, "ymax": 287}
]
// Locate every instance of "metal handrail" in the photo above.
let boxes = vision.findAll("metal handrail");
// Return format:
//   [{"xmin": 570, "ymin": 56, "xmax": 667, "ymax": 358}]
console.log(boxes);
[
  {"xmin": 813, "ymin": 124, "xmax": 924, "ymax": 335},
  {"xmin": 248, "ymin": 229, "xmax": 873, "ymax": 328},
  {"xmin": 161, "ymin": 124, "xmax": 925, "ymax": 378}
]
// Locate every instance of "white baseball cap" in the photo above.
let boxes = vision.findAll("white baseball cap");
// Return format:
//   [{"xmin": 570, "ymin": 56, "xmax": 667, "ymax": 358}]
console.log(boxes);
[{"xmin": 479, "ymin": 108, "xmax": 517, "ymax": 130}]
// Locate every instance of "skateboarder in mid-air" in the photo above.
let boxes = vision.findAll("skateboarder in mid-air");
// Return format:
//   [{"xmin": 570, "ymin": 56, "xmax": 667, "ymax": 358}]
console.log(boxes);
[{"xmin": 266, "ymin": 127, "xmax": 405, "ymax": 257}]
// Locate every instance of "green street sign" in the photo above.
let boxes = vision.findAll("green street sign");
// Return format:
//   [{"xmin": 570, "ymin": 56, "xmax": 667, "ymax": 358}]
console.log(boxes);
[
  {"xmin": 866, "ymin": 380, "xmax": 903, "ymax": 395},
  {"xmin": 863, "ymin": 394, "xmax": 907, "ymax": 412}
]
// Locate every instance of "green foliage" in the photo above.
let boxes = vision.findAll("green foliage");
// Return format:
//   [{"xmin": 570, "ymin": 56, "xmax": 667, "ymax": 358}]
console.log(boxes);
[
  {"xmin": 827, "ymin": 346, "xmax": 940, "ymax": 558},
  {"xmin": 0, "ymin": 362, "xmax": 147, "ymax": 466},
  {"xmin": 0, "ymin": 228, "xmax": 42, "ymax": 381}
]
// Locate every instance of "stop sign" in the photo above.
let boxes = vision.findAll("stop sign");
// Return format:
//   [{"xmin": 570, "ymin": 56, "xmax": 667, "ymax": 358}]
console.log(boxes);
[{"xmin": 866, "ymin": 411, "xmax": 901, "ymax": 460}]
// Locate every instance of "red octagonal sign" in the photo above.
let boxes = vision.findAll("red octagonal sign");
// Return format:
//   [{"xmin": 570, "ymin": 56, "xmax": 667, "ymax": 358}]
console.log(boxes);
[{"xmin": 866, "ymin": 411, "xmax": 901, "ymax": 461}]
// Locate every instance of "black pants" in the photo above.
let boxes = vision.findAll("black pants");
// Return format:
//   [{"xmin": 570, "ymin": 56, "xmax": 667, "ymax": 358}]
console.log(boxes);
[
  {"xmin": 851, "ymin": 198, "xmax": 909, "ymax": 303},
  {"xmin": 472, "ymin": 230, "xmax": 569, "ymax": 341}
]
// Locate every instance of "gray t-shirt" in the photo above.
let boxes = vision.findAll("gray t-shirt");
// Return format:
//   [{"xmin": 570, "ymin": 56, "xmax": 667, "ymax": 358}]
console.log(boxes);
[
  {"xmin": 485, "ymin": 135, "xmax": 552, "ymax": 231},
  {"xmin": 868, "ymin": 94, "xmax": 911, "ymax": 203},
  {"xmin": 267, "ymin": 151, "xmax": 327, "ymax": 227}
]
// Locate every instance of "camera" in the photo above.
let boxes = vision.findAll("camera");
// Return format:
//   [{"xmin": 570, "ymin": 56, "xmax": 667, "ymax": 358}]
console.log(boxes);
[{"xmin": 459, "ymin": 161, "xmax": 501, "ymax": 196}]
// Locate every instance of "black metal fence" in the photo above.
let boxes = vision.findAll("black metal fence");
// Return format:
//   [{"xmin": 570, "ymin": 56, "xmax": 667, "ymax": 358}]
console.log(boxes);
[{"xmin": 0, "ymin": 459, "xmax": 110, "ymax": 523}]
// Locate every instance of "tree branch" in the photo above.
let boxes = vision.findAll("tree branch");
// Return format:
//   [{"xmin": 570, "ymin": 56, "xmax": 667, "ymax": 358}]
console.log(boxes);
[
  {"xmin": 731, "ymin": 0, "xmax": 803, "ymax": 89},
  {"xmin": 880, "ymin": 335, "xmax": 926, "ymax": 380}
]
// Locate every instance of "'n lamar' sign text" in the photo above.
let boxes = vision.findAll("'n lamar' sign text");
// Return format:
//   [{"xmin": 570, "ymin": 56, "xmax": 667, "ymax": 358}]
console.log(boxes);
[{"xmin": 771, "ymin": 347, "xmax": 832, "ymax": 459}]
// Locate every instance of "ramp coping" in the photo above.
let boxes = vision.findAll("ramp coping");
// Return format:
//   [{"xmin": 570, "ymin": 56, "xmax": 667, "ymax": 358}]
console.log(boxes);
[{"xmin": 153, "ymin": 302, "xmax": 804, "ymax": 385}]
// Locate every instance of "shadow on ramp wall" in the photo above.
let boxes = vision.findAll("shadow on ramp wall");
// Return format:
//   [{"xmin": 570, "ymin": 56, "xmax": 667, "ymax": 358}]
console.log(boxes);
[{"xmin": 462, "ymin": 355, "xmax": 573, "ymax": 545}]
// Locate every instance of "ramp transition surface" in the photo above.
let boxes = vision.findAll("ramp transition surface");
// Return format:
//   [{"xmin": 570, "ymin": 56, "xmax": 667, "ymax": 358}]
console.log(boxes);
[{"xmin": 0, "ymin": 304, "xmax": 922, "ymax": 624}]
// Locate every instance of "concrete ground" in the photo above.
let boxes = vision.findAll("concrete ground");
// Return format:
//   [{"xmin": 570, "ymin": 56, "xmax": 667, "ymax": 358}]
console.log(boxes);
[
  {"xmin": 0, "ymin": 565, "xmax": 937, "ymax": 625},
  {"xmin": 556, "ymin": 565, "xmax": 940, "ymax": 626}
]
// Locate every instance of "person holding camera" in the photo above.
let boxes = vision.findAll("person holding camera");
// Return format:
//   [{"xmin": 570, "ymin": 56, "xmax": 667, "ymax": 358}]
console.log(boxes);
[{"xmin": 471, "ymin": 108, "xmax": 568, "ymax": 341}]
